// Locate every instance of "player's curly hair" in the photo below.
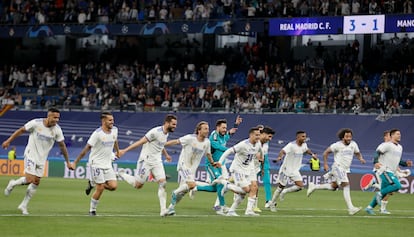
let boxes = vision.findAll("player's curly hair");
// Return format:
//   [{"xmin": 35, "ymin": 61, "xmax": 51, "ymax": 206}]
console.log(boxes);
[{"xmin": 337, "ymin": 128, "xmax": 353, "ymax": 140}]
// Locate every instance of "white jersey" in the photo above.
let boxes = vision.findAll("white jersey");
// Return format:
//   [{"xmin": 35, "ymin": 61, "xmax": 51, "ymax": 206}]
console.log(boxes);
[
  {"xmin": 24, "ymin": 118, "xmax": 65, "ymax": 165},
  {"xmin": 377, "ymin": 141, "xmax": 403, "ymax": 173},
  {"xmin": 227, "ymin": 139, "xmax": 261, "ymax": 174},
  {"xmin": 139, "ymin": 126, "xmax": 169, "ymax": 164},
  {"xmin": 280, "ymin": 141, "xmax": 309, "ymax": 174},
  {"xmin": 87, "ymin": 126, "xmax": 118, "ymax": 169},
  {"xmin": 177, "ymin": 134, "xmax": 211, "ymax": 172},
  {"xmin": 330, "ymin": 140, "xmax": 360, "ymax": 172},
  {"xmin": 252, "ymin": 141, "xmax": 265, "ymax": 173},
  {"xmin": 262, "ymin": 142, "xmax": 269, "ymax": 156}
]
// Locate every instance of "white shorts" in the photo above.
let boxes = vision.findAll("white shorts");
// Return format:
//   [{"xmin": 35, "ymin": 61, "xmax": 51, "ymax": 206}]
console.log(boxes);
[
  {"xmin": 331, "ymin": 164, "xmax": 349, "ymax": 185},
  {"xmin": 373, "ymin": 168, "xmax": 382, "ymax": 186},
  {"xmin": 276, "ymin": 168, "xmax": 302, "ymax": 186},
  {"xmin": 178, "ymin": 165, "xmax": 195, "ymax": 184},
  {"xmin": 135, "ymin": 159, "xmax": 166, "ymax": 183},
  {"xmin": 24, "ymin": 156, "xmax": 45, "ymax": 177},
  {"xmin": 231, "ymin": 170, "xmax": 251, "ymax": 188},
  {"xmin": 249, "ymin": 168, "xmax": 258, "ymax": 182},
  {"xmin": 90, "ymin": 165, "xmax": 117, "ymax": 184}
]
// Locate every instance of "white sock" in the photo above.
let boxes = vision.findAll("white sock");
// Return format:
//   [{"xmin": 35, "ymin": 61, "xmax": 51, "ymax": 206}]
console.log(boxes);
[
  {"xmin": 229, "ymin": 194, "xmax": 245, "ymax": 212},
  {"xmin": 173, "ymin": 183, "xmax": 189, "ymax": 195},
  {"xmin": 381, "ymin": 200, "xmax": 388, "ymax": 211},
  {"xmin": 372, "ymin": 183, "xmax": 381, "ymax": 190},
  {"xmin": 195, "ymin": 181, "xmax": 211, "ymax": 187},
  {"xmin": 171, "ymin": 183, "xmax": 189, "ymax": 207},
  {"xmin": 253, "ymin": 196, "xmax": 258, "ymax": 209},
  {"xmin": 227, "ymin": 183, "xmax": 246, "ymax": 194},
  {"xmin": 90, "ymin": 198, "xmax": 99, "ymax": 212},
  {"xmin": 14, "ymin": 177, "xmax": 28, "ymax": 186},
  {"xmin": 89, "ymin": 179, "xmax": 96, "ymax": 187},
  {"xmin": 158, "ymin": 183, "xmax": 167, "ymax": 212},
  {"xmin": 283, "ymin": 185, "xmax": 302, "ymax": 194},
  {"xmin": 120, "ymin": 173, "xmax": 136, "ymax": 187},
  {"xmin": 246, "ymin": 196, "xmax": 256, "ymax": 213},
  {"xmin": 20, "ymin": 183, "xmax": 37, "ymax": 207},
  {"xmin": 271, "ymin": 186, "xmax": 283, "ymax": 203},
  {"xmin": 315, "ymin": 183, "xmax": 335, "ymax": 190},
  {"xmin": 214, "ymin": 197, "xmax": 220, "ymax": 207},
  {"xmin": 343, "ymin": 185, "xmax": 354, "ymax": 209}
]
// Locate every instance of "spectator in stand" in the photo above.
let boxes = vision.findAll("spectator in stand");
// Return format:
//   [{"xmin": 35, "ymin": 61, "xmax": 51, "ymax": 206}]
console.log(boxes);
[
  {"xmin": 341, "ymin": 0, "xmax": 351, "ymax": 15},
  {"xmin": 403, "ymin": 0, "xmax": 413, "ymax": 13},
  {"xmin": 352, "ymin": 0, "xmax": 361, "ymax": 14},
  {"xmin": 184, "ymin": 6, "xmax": 194, "ymax": 20},
  {"xmin": 319, "ymin": 0, "xmax": 330, "ymax": 16},
  {"xmin": 247, "ymin": 3, "xmax": 256, "ymax": 18},
  {"xmin": 369, "ymin": 0, "xmax": 378, "ymax": 14},
  {"xmin": 129, "ymin": 3, "xmax": 139, "ymax": 21},
  {"xmin": 78, "ymin": 9, "xmax": 87, "ymax": 23},
  {"xmin": 308, "ymin": 96, "xmax": 319, "ymax": 112},
  {"xmin": 159, "ymin": 6, "xmax": 168, "ymax": 20},
  {"xmin": 147, "ymin": 5, "xmax": 156, "ymax": 21},
  {"xmin": 194, "ymin": 1, "xmax": 205, "ymax": 20},
  {"xmin": 35, "ymin": 9, "xmax": 46, "ymax": 24}
]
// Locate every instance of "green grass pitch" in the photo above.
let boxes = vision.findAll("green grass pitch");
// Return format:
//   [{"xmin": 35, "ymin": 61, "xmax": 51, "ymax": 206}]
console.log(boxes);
[{"xmin": 0, "ymin": 176, "xmax": 413, "ymax": 237}]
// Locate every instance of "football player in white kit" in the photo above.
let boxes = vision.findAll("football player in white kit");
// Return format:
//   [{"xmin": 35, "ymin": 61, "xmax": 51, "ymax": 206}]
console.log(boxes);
[
  {"xmin": 164, "ymin": 121, "xmax": 220, "ymax": 216},
  {"xmin": 253, "ymin": 126, "xmax": 275, "ymax": 212},
  {"xmin": 117, "ymin": 114, "xmax": 177, "ymax": 216},
  {"xmin": 365, "ymin": 129, "xmax": 412, "ymax": 215},
  {"xmin": 71, "ymin": 112, "xmax": 119, "ymax": 216},
  {"xmin": 307, "ymin": 128, "xmax": 366, "ymax": 215},
  {"xmin": 218, "ymin": 127, "xmax": 262, "ymax": 216},
  {"xmin": 268, "ymin": 130, "xmax": 317, "ymax": 212},
  {"xmin": 3, "ymin": 108, "xmax": 73, "ymax": 215}
]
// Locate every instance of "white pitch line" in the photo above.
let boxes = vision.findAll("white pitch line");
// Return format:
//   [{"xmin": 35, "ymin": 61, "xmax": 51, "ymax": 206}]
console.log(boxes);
[
  {"xmin": 1, "ymin": 207, "xmax": 414, "ymax": 217},
  {"xmin": 1, "ymin": 213, "xmax": 414, "ymax": 218}
]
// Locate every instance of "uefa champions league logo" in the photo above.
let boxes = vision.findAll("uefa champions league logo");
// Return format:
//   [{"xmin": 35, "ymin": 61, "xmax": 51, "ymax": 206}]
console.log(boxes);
[
  {"xmin": 64, "ymin": 26, "xmax": 71, "ymax": 34},
  {"xmin": 245, "ymin": 23, "xmax": 251, "ymax": 31},
  {"xmin": 181, "ymin": 24, "xmax": 189, "ymax": 33},
  {"xmin": 121, "ymin": 25, "xmax": 129, "ymax": 34},
  {"xmin": 9, "ymin": 28, "xmax": 14, "ymax": 37}
]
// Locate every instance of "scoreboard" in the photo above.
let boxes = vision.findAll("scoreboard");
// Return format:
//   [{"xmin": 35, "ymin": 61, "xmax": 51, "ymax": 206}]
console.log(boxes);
[
  {"xmin": 343, "ymin": 15, "xmax": 385, "ymax": 34},
  {"xmin": 269, "ymin": 14, "xmax": 414, "ymax": 36}
]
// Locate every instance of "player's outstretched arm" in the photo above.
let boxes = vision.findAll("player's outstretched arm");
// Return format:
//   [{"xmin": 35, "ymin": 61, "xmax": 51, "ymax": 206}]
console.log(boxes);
[
  {"xmin": 2, "ymin": 126, "xmax": 26, "ymax": 149},
  {"xmin": 72, "ymin": 144, "xmax": 92, "ymax": 168},
  {"xmin": 119, "ymin": 136, "xmax": 148, "ymax": 157},
  {"xmin": 322, "ymin": 147, "xmax": 332, "ymax": 171}
]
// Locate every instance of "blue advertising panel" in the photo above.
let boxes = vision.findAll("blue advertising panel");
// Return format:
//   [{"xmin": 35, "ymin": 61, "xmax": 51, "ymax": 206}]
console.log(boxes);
[
  {"xmin": 0, "ymin": 21, "xmax": 265, "ymax": 38},
  {"xmin": 168, "ymin": 21, "xmax": 206, "ymax": 34},
  {"xmin": 385, "ymin": 14, "xmax": 414, "ymax": 33},
  {"xmin": 269, "ymin": 17, "xmax": 343, "ymax": 36},
  {"xmin": 232, "ymin": 21, "xmax": 264, "ymax": 34},
  {"xmin": 107, "ymin": 24, "xmax": 142, "ymax": 35}
]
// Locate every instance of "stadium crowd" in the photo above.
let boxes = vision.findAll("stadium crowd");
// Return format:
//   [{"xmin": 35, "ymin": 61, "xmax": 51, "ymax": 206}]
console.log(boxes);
[
  {"xmin": 0, "ymin": 0, "xmax": 413, "ymax": 24},
  {"xmin": 1, "ymin": 1, "xmax": 414, "ymax": 114},
  {"xmin": 1, "ymin": 31, "xmax": 414, "ymax": 114}
]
